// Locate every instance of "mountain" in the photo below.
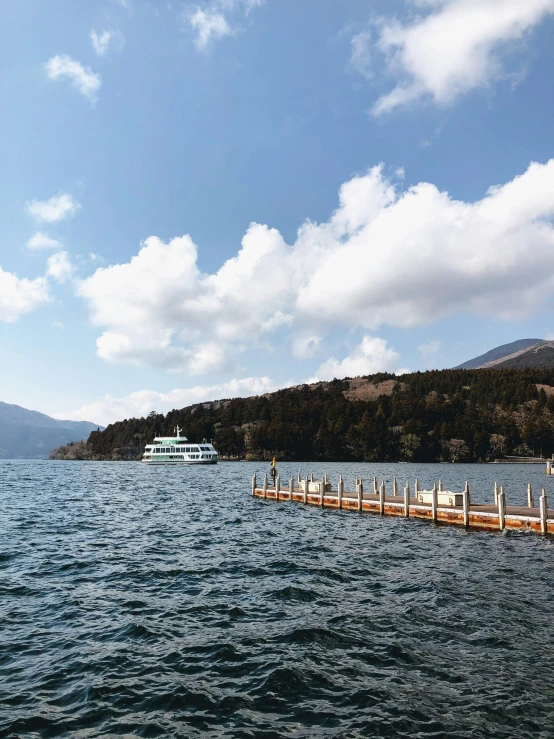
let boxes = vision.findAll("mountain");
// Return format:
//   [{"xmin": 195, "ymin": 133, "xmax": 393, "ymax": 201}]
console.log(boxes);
[
  {"xmin": 483, "ymin": 341, "xmax": 554, "ymax": 370},
  {"xmin": 0, "ymin": 401, "xmax": 102, "ymax": 459},
  {"xmin": 51, "ymin": 368, "xmax": 554, "ymax": 463},
  {"xmin": 454, "ymin": 339, "xmax": 543, "ymax": 369}
]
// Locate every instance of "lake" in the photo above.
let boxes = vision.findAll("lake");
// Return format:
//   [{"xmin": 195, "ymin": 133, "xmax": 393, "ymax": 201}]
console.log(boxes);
[{"xmin": 2, "ymin": 460, "xmax": 554, "ymax": 737}]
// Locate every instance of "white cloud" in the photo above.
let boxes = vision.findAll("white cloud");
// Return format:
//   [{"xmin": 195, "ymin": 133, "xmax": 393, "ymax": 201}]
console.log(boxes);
[
  {"xmin": 55, "ymin": 376, "xmax": 278, "ymax": 426},
  {"xmin": 350, "ymin": 30, "xmax": 372, "ymax": 80},
  {"xmin": 90, "ymin": 29, "xmax": 120, "ymax": 56},
  {"xmin": 26, "ymin": 231, "xmax": 61, "ymax": 250},
  {"xmin": 292, "ymin": 335, "xmax": 322, "ymax": 359},
  {"xmin": 418, "ymin": 340, "xmax": 441, "ymax": 357},
  {"xmin": 26, "ymin": 193, "xmax": 80, "ymax": 223},
  {"xmin": 189, "ymin": 8, "xmax": 232, "ymax": 49},
  {"xmin": 45, "ymin": 55, "xmax": 101, "ymax": 102},
  {"xmin": 78, "ymin": 159, "xmax": 554, "ymax": 374},
  {"xmin": 0, "ymin": 268, "xmax": 50, "ymax": 323},
  {"xmin": 47, "ymin": 251, "xmax": 74, "ymax": 283},
  {"xmin": 364, "ymin": 0, "xmax": 554, "ymax": 115},
  {"xmin": 314, "ymin": 336, "xmax": 403, "ymax": 381}
]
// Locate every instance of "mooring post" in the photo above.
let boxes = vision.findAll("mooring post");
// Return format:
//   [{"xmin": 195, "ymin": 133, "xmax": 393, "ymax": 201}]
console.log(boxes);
[
  {"xmin": 464, "ymin": 480, "xmax": 470, "ymax": 505},
  {"xmin": 275, "ymin": 475, "xmax": 280, "ymax": 500},
  {"xmin": 498, "ymin": 488, "xmax": 506, "ymax": 531},
  {"xmin": 393, "ymin": 477, "xmax": 398, "ymax": 497},
  {"xmin": 438, "ymin": 479, "xmax": 443, "ymax": 493},
  {"xmin": 404, "ymin": 481, "xmax": 410, "ymax": 518},
  {"xmin": 298, "ymin": 470, "xmax": 301, "ymax": 485},
  {"xmin": 289, "ymin": 476, "xmax": 294, "ymax": 500},
  {"xmin": 494, "ymin": 482, "xmax": 499, "ymax": 506},
  {"xmin": 432, "ymin": 482, "xmax": 438, "ymax": 522},
  {"xmin": 415, "ymin": 478, "xmax": 420, "ymax": 495},
  {"xmin": 379, "ymin": 481, "xmax": 385, "ymax": 515},
  {"xmin": 527, "ymin": 483, "xmax": 534, "ymax": 509},
  {"xmin": 462, "ymin": 484, "xmax": 470, "ymax": 527},
  {"xmin": 373, "ymin": 476, "xmax": 378, "ymax": 494},
  {"xmin": 303, "ymin": 478, "xmax": 308, "ymax": 504},
  {"xmin": 320, "ymin": 478, "xmax": 325, "ymax": 507},
  {"xmin": 540, "ymin": 489, "xmax": 548, "ymax": 535},
  {"xmin": 252, "ymin": 473, "xmax": 256, "ymax": 496},
  {"xmin": 337, "ymin": 475, "xmax": 344, "ymax": 509},
  {"xmin": 263, "ymin": 474, "xmax": 268, "ymax": 500}
]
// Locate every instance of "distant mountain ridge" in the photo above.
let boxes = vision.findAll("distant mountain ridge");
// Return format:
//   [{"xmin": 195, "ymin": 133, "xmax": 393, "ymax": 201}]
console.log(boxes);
[
  {"xmin": 455, "ymin": 339, "xmax": 544, "ymax": 369},
  {"xmin": 0, "ymin": 401, "xmax": 102, "ymax": 459}
]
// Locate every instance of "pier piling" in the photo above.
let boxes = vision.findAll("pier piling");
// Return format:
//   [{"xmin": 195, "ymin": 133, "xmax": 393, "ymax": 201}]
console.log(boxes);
[
  {"xmin": 432, "ymin": 483, "xmax": 438, "ymax": 522},
  {"xmin": 527, "ymin": 483, "xmax": 534, "ymax": 508},
  {"xmin": 498, "ymin": 488, "xmax": 506, "ymax": 531},
  {"xmin": 404, "ymin": 482, "xmax": 410, "ymax": 517},
  {"xmin": 541, "ymin": 489, "xmax": 548, "ymax": 535}
]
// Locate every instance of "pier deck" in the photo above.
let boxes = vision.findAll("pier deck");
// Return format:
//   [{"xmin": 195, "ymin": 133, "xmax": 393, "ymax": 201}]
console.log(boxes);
[{"xmin": 253, "ymin": 485, "xmax": 554, "ymax": 536}]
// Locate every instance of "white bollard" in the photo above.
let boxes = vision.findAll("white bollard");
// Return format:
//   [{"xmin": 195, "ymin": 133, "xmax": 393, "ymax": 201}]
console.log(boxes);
[
  {"xmin": 379, "ymin": 481, "xmax": 385, "ymax": 515},
  {"xmin": 252, "ymin": 474, "xmax": 257, "ymax": 496},
  {"xmin": 338, "ymin": 475, "xmax": 344, "ymax": 509},
  {"xmin": 432, "ymin": 482, "xmax": 438, "ymax": 523},
  {"xmin": 527, "ymin": 483, "xmax": 534, "ymax": 509},
  {"xmin": 540, "ymin": 489, "xmax": 548, "ymax": 535},
  {"xmin": 404, "ymin": 481, "xmax": 410, "ymax": 518},
  {"xmin": 462, "ymin": 484, "xmax": 470, "ymax": 527},
  {"xmin": 263, "ymin": 475, "xmax": 268, "ymax": 500},
  {"xmin": 498, "ymin": 489, "xmax": 506, "ymax": 531}
]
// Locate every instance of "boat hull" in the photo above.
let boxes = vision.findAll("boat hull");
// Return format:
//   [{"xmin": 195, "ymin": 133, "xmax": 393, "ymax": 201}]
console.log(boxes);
[{"xmin": 141, "ymin": 459, "xmax": 218, "ymax": 465}]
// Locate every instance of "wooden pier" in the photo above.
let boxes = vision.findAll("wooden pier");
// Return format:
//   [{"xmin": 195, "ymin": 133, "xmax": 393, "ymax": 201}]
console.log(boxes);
[{"xmin": 252, "ymin": 475, "xmax": 554, "ymax": 536}]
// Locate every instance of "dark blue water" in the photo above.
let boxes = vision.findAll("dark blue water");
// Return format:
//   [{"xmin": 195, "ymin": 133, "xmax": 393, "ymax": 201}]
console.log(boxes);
[{"xmin": 2, "ymin": 461, "xmax": 554, "ymax": 738}]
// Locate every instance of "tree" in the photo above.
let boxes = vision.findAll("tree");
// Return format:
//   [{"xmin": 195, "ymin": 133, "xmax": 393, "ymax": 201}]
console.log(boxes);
[{"xmin": 444, "ymin": 438, "xmax": 470, "ymax": 463}]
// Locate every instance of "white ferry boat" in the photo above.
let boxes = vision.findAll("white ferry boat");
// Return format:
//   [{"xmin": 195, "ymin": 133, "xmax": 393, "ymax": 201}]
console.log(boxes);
[{"xmin": 142, "ymin": 427, "xmax": 218, "ymax": 465}]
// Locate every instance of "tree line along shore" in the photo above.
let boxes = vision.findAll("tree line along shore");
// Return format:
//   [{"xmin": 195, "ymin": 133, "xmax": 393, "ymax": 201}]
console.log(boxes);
[{"xmin": 49, "ymin": 368, "xmax": 554, "ymax": 463}]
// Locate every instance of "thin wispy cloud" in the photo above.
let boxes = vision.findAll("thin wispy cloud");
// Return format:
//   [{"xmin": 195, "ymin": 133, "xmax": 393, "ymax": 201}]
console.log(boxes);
[
  {"xmin": 189, "ymin": 8, "xmax": 232, "ymax": 49},
  {"xmin": 26, "ymin": 193, "xmax": 80, "ymax": 224},
  {"xmin": 45, "ymin": 55, "xmax": 101, "ymax": 102},
  {"xmin": 90, "ymin": 29, "xmax": 116, "ymax": 56}
]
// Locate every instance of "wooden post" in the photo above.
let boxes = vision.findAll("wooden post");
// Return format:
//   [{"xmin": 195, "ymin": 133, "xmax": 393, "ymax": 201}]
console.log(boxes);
[
  {"xmin": 527, "ymin": 483, "xmax": 534, "ymax": 508},
  {"xmin": 275, "ymin": 475, "xmax": 280, "ymax": 500},
  {"xmin": 498, "ymin": 488, "xmax": 506, "ymax": 531},
  {"xmin": 432, "ymin": 482, "xmax": 438, "ymax": 522},
  {"xmin": 404, "ymin": 481, "xmax": 410, "ymax": 518},
  {"xmin": 415, "ymin": 478, "xmax": 420, "ymax": 495},
  {"xmin": 357, "ymin": 482, "xmax": 363, "ymax": 511},
  {"xmin": 337, "ymin": 475, "xmax": 344, "ymax": 509},
  {"xmin": 297, "ymin": 471, "xmax": 301, "ymax": 485},
  {"xmin": 263, "ymin": 475, "xmax": 268, "ymax": 500},
  {"xmin": 252, "ymin": 474, "xmax": 256, "ymax": 496},
  {"xmin": 393, "ymin": 477, "xmax": 398, "ymax": 496},
  {"xmin": 462, "ymin": 484, "xmax": 470, "ymax": 527},
  {"xmin": 465, "ymin": 480, "xmax": 470, "ymax": 505},
  {"xmin": 289, "ymin": 476, "xmax": 294, "ymax": 500},
  {"xmin": 303, "ymin": 478, "xmax": 308, "ymax": 504},
  {"xmin": 438, "ymin": 479, "xmax": 443, "ymax": 493},
  {"xmin": 540, "ymin": 489, "xmax": 548, "ymax": 535},
  {"xmin": 373, "ymin": 476, "xmax": 378, "ymax": 494},
  {"xmin": 494, "ymin": 482, "xmax": 499, "ymax": 506},
  {"xmin": 320, "ymin": 479, "xmax": 325, "ymax": 507},
  {"xmin": 379, "ymin": 481, "xmax": 385, "ymax": 515}
]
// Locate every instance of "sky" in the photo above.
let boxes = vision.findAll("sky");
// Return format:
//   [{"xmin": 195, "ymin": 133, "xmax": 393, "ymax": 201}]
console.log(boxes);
[{"xmin": 1, "ymin": 0, "xmax": 554, "ymax": 426}]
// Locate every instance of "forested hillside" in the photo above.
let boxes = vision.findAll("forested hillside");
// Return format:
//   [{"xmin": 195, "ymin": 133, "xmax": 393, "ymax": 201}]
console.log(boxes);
[{"xmin": 50, "ymin": 368, "xmax": 554, "ymax": 462}]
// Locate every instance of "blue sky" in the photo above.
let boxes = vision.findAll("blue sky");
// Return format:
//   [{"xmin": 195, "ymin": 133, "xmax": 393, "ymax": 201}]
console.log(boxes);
[{"xmin": 1, "ymin": 0, "xmax": 554, "ymax": 425}]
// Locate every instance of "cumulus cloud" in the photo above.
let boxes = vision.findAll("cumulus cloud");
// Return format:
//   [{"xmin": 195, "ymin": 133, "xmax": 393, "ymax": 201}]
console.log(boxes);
[
  {"xmin": 47, "ymin": 252, "xmax": 74, "ymax": 283},
  {"xmin": 26, "ymin": 232, "xmax": 61, "ymax": 250},
  {"xmin": 90, "ymin": 29, "xmax": 122, "ymax": 56},
  {"xmin": 78, "ymin": 159, "xmax": 554, "ymax": 374},
  {"xmin": 45, "ymin": 55, "xmax": 101, "ymax": 102},
  {"xmin": 314, "ymin": 336, "xmax": 404, "ymax": 381},
  {"xmin": 361, "ymin": 0, "xmax": 554, "ymax": 115},
  {"xmin": 291, "ymin": 335, "xmax": 322, "ymax": 359},
  {"xmin": 55, "ymin": 376, "xmax": 278, "ymax": 426},
  {"xmin": 0, "ymin": 268, "xmax": 50, "ymax": 323},
  {"xmin": 26, "ymin": 193, "xmax": 80, "ymax": 223},
  {"xmin": 189, "ymin": 8, "xmax": 233, "ymax": 48}
]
